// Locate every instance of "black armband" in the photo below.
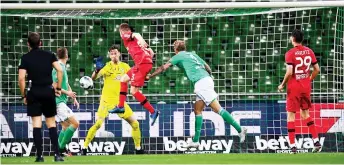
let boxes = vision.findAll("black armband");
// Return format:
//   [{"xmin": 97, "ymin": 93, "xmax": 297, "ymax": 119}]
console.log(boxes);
[{"xmin": 56, "ymin": 87, "xmax": 61, "ymax": 91}]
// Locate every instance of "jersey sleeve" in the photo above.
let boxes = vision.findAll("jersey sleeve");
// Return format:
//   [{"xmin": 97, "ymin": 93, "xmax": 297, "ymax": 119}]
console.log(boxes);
[
  {"xmin": 121, "ymin": 31, "xmax": 133, "ymax": 41},
  {"xmin": 18, "ymin": 56, "xmax": 28, "ymax": 70},
  {"xmin": 170, "ymin": 55, "xmax": 181, "ymax": 65},
  {"xmin": 310, "ymin": 49, "xmax": 318, "ymax": 65},
  {"xmin": 285, "ymin": 51, "xmax": 293, "ymax": 65}
]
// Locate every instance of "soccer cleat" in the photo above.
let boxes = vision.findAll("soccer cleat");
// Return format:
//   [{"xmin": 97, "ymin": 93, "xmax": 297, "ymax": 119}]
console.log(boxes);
[
  {"xmin": 35, "ymin": 156, "xmax": 44, "ymax": 162},
  {"xmin": 54, "ymin": 155, "xmax": 64, "ymax": 162},
  {"xmin": 238, "ymin": 127, "xmax": 247, "ymax": 143},
  {"xmin": 60, "ymin": 148, "xmax": 72, "ymax": 157},
  {"xmin": 135, "ymin": 149, "xmax": 145, "ymax": 154},
  {"xmin": 109, "ymin": 106, "xmax": 125, "ymax": 114},
  {"xmin": 290, "ymin": 146, "xmax": 297, "ymax": 154},
  {"xmin": 186, "ymin": 138, "xmax": 200, "ymax": 149},
  {"xmin": 150, "ymin": 110, "xmax": 160, "ymax": 126},
  {"xmin": 81, "ymin": 148, "xmax": 87, "ymax": 156},
  {"xmin": 312, "ymin": 141, "xmax": 322, "ymax": 153}
]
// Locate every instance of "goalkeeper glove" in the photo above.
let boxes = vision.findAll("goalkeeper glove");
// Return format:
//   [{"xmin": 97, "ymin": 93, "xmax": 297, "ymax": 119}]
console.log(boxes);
[{"xmin": 95, "ymin": 56, "xmax": 104, "ymax": 73}]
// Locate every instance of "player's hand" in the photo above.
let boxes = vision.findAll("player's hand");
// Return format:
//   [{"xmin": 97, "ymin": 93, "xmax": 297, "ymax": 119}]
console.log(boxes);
[
  {"xmin": 23, "ymin": 97, "xmax": 27, "ymax": 105},
  {"xmin": 55, "ymin": 90, "xmax": 61, "ymax": 97},
  {"xmin": 95, "ymin": 56, "xmax": 105, "ymax": 71},
  {"xmin": 73, "ymin": 99, "xmax": 80, "ymax": 110},
  {"xmin": 278, "ymin": 84, "xmax": 284, "ymax": 92},
  {"xmin": 145, "ymin": 74, "xmax": 151, "ymax": 80},
  {"xmin": 66, "ymin": 91, "xmax": 77, "ymax": 99}
]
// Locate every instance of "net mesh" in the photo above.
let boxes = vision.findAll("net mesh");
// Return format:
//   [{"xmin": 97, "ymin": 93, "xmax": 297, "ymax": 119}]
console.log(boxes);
[{"xmin": 1, "ymin": 7, "xmax": 343, "ymax": 155}]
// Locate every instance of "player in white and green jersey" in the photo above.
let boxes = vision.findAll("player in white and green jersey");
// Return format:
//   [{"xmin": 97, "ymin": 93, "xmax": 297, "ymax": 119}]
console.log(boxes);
[
  {"xmin": 147, "ymin": 40, "xmax": 247, "ymax": 148},
  {"xmin": 52, "ymin": 47, "xmax": 80, "ymax": 156}
]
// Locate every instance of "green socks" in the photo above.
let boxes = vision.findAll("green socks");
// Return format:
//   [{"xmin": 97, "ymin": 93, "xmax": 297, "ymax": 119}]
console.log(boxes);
[
  {"xmin": 192, "ymin": 115, "xmax": 203, "ymax": 143},
  {"xmin": 219, "ymin": 108, "xmax": 242, "ymax": 133},
  {"xmin": 59, "ymin": 126, "xmax": 76, "ymax": 149},
  {"xmin": 58, "ymin": 130, "xmax": 65, "ymax": 147}
]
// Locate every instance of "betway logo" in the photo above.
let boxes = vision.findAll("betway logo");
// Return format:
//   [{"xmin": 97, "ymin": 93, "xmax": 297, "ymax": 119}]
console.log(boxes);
[
  {"xmin": 0, "ymin": 142, "xmax": 33, "ymax": 157},
  {"xmin": 255, "ymin": 136, "xmax": 325, "ymax": 150},
  {"xmin": 66, "ymin": 140, "xmax": 125, "ymax": 155},
  {"xmin": 163, "ymin": 137, "xmax": 233, "ymax": 153}
]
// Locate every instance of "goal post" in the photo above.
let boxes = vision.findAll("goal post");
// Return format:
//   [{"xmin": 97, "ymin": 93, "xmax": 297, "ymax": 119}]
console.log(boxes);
[{"xmin": 1, "ymin": 4, "xmax": 344, "ymax": 156}]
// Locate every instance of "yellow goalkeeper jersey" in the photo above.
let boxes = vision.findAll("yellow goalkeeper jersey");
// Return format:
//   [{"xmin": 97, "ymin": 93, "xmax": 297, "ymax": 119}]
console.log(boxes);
[{"xmin": 98, "ymin": 61, "xmax": 130, "ymax": 101}]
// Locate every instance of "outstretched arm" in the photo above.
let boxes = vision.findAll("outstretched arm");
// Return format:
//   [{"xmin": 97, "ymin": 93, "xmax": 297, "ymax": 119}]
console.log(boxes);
[{"xmin": 149, "ymin": 62, "xmax": 172, "ymax": 79}]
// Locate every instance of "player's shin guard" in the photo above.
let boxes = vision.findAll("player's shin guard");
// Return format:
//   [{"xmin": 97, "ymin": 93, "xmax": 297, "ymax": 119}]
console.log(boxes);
[
  {"xmin": 48, "ymin": 127, "xmax": 60, "ymax": 156},
  {"xmin": 60, "ymin": 126, "xmax": 76, "ymax": 149},
  {"xmin": 218, "ymin": 108, "xmax": 242, "ymax": 133},
  {"xmin": 305, "ymin": 117, "xmax": 319, "ymax": 142},
  {"xmin": 287, "ymin": 122, "xmax": 296, "ymax": 147},
  {"xmin": 192, "ymin": 115, "xmax": 203, "ymax": 143},
  {"xmin": 130, "ymin": 120, "xmax": 141, "ymax": 150},
  {"xmin": 84, "ymin": 119, "xmax": 103, "ymax": 148},
  {"xmin": 33, "ymin": 128, "xmax": 43, "ymax": 157},
  {"xmin": 133, "ymin": 91, "xmax": 155, "ymax": 114},
  {"xmin": 118, "ymin": 82, "xmax": 128, "ymax": 107}
]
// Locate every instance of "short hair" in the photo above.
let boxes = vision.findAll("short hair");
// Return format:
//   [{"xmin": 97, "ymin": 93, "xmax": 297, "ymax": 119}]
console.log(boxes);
[
  {"xmin": 56, "ymin": 47, "xmax": 67, "ymax": 59},
  {"xmin": 173, "ymin": 40, "xmax": 186, "ymax": 52},
  {"xmin": 28, "ymin": 32, "xmax": 41, "ymax": 48},
  {"xmin": 119, "ymin": 23, "xmax": 131, "ymax": 31},
  {"xmin": 108, "ymin": 44, "xmax": 120, "ymax": 52},
  {"xmin": 291, "ymin": 29, "xmax": 304, "ymax": 43}
]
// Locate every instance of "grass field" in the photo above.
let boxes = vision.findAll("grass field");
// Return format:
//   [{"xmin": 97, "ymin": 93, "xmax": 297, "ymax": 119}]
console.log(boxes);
[{"xmin": 1, "ymin": 153, "xmax": 344, "ymax": 164}]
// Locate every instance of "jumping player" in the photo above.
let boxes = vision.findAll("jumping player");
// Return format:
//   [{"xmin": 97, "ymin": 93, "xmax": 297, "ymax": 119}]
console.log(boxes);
[
  {"xmin": 82, "ymin": 45, "xmax": 144, "ymax": 155},
  {"xmin": 110, "ymin": 23, "xmax": 160, "ymax": 126},
  {"xmin": 52, "ymin": 47, "xmax": 80, "ymax": 156},
  {"xmin": 147, "ymin": 40, "xmax": 247, "ymax": 148},
  {"xmin": 278, "ymin": 29, "xmax": 321, "ymax": 154}
]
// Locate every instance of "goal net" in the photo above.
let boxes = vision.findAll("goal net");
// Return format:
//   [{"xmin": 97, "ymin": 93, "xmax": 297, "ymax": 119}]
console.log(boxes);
[{"xmin": 1, "ymin": 7, "xmax": 343, "ymax": 156}]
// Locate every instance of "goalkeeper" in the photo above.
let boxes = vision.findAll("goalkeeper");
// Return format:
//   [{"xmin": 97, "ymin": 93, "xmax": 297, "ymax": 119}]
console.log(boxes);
[
  {"xmin": 147, "ymin": 40, "xmax": 247, "ymax": 148},
  {"xmin": 82, "ymin": 45, "xmax": 144, "ymax": 155}
]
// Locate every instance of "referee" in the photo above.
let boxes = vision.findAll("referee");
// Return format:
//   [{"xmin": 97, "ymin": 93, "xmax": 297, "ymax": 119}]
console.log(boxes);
[{"xmin": 18, "ymin": 32, "xmax": 64, "ymax": 162}]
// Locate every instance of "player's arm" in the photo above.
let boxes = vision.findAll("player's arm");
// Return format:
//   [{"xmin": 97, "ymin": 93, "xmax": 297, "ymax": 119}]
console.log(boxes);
[
  {"xmin": 91, "ymin": 57, "xmax": 105, "ymax": 81},
  {"xmin": 18, "ymin": 56, "xmax": 27, "ymax": 99},
  {"xmin": 280, "ymin": 65, "xmax": 293, "ymax": 87},
  {"xmin": 132, "ymin": 33, "xmax": 154, "ymax": 57},
  {"xmin": 148, "ymin": 62, "xmax": 172, "ymax": 79},
  {"xmin": 309, "ymin": 50, "xmax": 320, "ymax": 81}
]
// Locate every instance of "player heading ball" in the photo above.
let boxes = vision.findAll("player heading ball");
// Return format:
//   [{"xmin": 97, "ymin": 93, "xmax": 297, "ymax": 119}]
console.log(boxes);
[
  {"xmin": 278, "ymin": 29, "xmax": 321, "ymax": 154},
  {"xmin": 147, "ymin": 40, "xmax": 247, "ymax": 148}
]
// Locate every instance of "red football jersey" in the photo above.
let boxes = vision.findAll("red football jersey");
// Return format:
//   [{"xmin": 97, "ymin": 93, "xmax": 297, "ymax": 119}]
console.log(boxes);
[
  {"xmin": 121, "ymin": 32, "xmax": 153, "ymax": 65},
  {"xmin": 285, "ymin": 45, "xmax": 317, "ymax": 89}
]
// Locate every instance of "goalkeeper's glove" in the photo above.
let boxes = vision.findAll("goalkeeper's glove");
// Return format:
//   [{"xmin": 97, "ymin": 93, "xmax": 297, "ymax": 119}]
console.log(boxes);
[{"xmin": 95, "ymin": 56, "xmax": 104, "ymax": 73}]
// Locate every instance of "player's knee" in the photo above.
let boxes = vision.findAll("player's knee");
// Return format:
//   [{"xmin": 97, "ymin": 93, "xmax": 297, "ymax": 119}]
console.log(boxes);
[
  {"xmin": 300, "ymin": 112, "xmax": 310, "ymax": 120},
  {"xmin": 130, "ymin": 87, "xmax": 139, "ymax": 95},
  {"xmin": 130, "ymin": 120, "xmax": 140, "ymax": 130},
  {"xmin": 287, "ymin": 112, "xmax": 296, "ymax": 122},
  {"xmin": 72, "ymin": 120, "xmax": 80, "ymax": 129}
]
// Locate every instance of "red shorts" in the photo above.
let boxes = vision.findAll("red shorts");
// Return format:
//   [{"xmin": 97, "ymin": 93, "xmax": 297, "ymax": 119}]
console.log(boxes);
[
  {"xmin": 286, "ymin": 89, "xmax": 312, "ymax": 112},
  {"xmin": 127, "ymin": 64, "xmax": 152, "ymax": 87}
]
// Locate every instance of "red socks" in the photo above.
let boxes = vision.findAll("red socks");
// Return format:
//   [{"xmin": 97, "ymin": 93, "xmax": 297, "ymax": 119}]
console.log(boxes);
[
  {"xmin": 305, "ymin": 117, "xmax": 318, "ymax": 139},
  {"xmin": 287, "ymin": 122, "xmax": 295, "ymax": 146},
  {"xmin": 133, "ymin": 91, "xmax": 155, "ymax": 114},
  {"xmin": 118, "ymin": 82, "xmax": 128, "ymax": 107}
]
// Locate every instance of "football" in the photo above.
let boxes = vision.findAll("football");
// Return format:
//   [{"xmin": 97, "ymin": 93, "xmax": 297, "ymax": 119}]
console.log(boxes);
[{"xmin": 79, "ymin": 76, "xmax": 94, "ymax": 89}]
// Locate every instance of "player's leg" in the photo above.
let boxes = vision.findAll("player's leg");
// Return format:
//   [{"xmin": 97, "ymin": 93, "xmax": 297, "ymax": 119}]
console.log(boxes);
[
  {"xmin": 120, "ymin": 103, "xmax": 144, "ymax": 154},
  {"xmin": 187, "ymin": 100, "xmax": 205, "ymax": 148},
  {"xmin": 59, "ymin": 117, "xmax": 79, "ymax": 151},
  {"xmin": 130, "ymin": 64, "xmax": 159, "ymax": 125},
  {"xmin": 118, "ymin": 74, "xmax": 131, "ymax": 108},
  {"xmin": 208, "ymin": 100, "xmax": 247, "ymax": 142},
  {"xmin": 58, "ymin": 121, "xmax": 68, "ymax": 148},
  {"xmin": 286, "ymin": 95, "xmax": 297, "ymax": 154},
  {"xmin": 299, "ymin": 94, "xmax": 321, "ymax": 152},
  {"xmin": 82, "ymin": 101, "xmax": 108, "ymax": 155}
]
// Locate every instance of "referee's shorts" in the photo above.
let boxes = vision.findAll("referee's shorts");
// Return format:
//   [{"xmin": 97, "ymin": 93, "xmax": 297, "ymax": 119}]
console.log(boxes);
[{"xmin": 26, "ymin": 85, "xmax": 57, "ymax": 118}]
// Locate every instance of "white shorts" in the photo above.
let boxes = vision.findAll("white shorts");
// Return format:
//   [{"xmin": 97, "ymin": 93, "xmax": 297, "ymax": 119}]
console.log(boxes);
[
  {"xmin": 55, "ymin": 103, "xmax": 74, "ymax": 122},
  {"xmin": 194, "ymin": 76, "xmax": 218, "ymax": 106}
]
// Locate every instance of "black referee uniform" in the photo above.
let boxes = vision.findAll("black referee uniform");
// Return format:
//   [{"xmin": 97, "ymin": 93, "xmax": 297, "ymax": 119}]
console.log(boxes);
[{"xmin": 18, "ymin": 32, "xmax": 63, "ymax": 162}]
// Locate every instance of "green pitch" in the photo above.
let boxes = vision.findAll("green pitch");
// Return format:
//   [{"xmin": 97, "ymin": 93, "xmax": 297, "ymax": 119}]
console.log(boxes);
[{"xmin": 1, "ymin": 153, "xmax": 344, "ymax": 164}]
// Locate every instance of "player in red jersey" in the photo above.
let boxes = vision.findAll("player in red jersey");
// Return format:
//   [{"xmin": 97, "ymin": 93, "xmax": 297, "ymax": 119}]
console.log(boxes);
[
  {"xmin": 109, "ymin": 23, "xmax": 160, "ymax": 126},
  {"xmin": 278, "ymin": 29, "xmax": 321, "ymax": 154}
]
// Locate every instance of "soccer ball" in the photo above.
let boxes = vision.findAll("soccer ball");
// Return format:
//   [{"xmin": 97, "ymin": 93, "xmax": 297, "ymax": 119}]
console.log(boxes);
[{"xmin": 79, "ymin": 76, "xmax": 94, "ymax": 89}]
